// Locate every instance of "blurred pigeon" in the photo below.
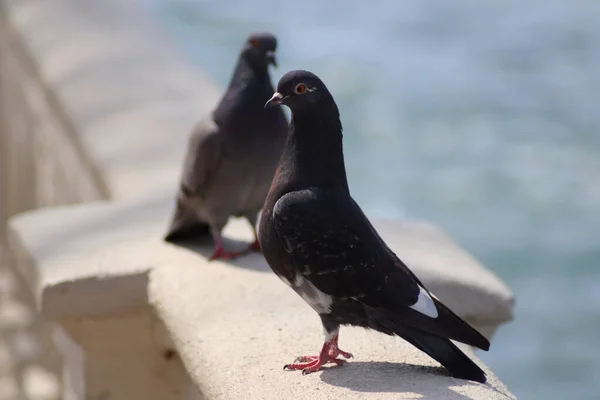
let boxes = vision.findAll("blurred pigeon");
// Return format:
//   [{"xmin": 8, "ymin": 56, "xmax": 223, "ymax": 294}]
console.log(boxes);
[
  {"xmin": 260, "ymin": 70, "xmax": 490, "ymax": 382},
  {"xmin": 165, "ymin": 32, "xmax": 288, "ymax": 260}
]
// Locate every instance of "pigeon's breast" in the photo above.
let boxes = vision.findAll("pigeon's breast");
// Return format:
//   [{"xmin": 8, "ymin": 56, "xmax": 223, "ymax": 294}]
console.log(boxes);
[{"xmin": 197, "ymin": 148, "xmax": 276, "ymax": 223}]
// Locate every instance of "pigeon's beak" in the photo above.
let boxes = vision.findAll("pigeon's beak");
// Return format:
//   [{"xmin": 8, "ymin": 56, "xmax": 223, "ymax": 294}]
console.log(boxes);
[
  {"xmin": 265, "ymin": 92, "xmax": 284, "ymax": 109},
  {"xmin": 265, "ymin": 50, "xmax": 277, "ymax": 67}
]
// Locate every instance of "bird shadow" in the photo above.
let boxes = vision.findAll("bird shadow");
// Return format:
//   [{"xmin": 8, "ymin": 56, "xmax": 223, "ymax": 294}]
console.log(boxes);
[
  {"xmin": 319, "ymin": 361, "xmax": 493, "ymax": 400},
  {"xmin": 166, "ymin": 236, "xmax": 273, "ymax": 273}
]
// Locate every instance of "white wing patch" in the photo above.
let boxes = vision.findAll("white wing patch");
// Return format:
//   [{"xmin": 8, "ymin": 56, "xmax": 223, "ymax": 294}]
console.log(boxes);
[
  {"xmin": 409, "ymin": 285, "xmax": 439, "ymax": 318},
  {"xmin": 294, "ymin": 273, "xmax": 333, "ymax": 314}
]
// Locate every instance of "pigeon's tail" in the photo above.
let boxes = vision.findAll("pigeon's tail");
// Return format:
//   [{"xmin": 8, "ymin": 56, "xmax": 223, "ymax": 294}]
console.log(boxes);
[
  {"xmin": 370, "ymin": 313, "xmax": 487, "ymax": 383},
  {"xmin": 371, "ymin": 270, "xmax": 490, "ymax": 351},
  {"xmin": 164, "ymin": 200, "xmax": 211, "ymax": 243},
  {"xmin": 428, "ymin": 298, "xmax": 490, "ymax": 351},
  {"xmin": 402, "ymin": 326, "xmax": 486, "ymax": 383},
  {"xmin": 383, "ymin": 319, "xmax": 486, "ymax": 383}
]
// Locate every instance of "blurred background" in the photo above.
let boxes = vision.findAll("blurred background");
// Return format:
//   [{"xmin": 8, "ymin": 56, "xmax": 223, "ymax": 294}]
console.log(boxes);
[{"xmin": 144, "ymin": 0, "xmax": 600, "ymax": 399}]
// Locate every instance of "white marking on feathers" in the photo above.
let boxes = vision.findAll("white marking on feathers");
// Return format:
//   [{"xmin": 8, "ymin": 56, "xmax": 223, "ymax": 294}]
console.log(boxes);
[
  {"xmin": 294, "ymin": 273, "xmax": 333, "ymax": 314},
  {"xmin": 409, "ymin": 285, "xmax": 439, "ymax": 318},
  {"xmin": 292, "ymin": 273, "xmax": 303, "ymax": 286},
  {"xmin": 323, "ymin": 326, "xmax": 340, "ymax": 342}
]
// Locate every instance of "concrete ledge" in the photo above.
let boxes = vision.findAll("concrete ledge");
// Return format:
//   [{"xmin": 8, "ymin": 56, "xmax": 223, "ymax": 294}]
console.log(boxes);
[
  {"xmin": 8, "ymin": 199, "xmax": 512, "ymax": 335},
  {"xmin": 153, "ymin": 260, "xmax": 514, "ymax": 399},
  {"xmin": 6, "ymin": 201, "xmax": 159, "ymax": 318},
  {"xmin": 8, "ymin": 197, "xmax": 514, "ymax": 399}
]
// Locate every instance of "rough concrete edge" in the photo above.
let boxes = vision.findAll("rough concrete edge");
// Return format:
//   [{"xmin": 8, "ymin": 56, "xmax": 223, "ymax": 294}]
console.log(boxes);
[
  {"xmin": 43, "ymin": 273, "xmax": 151, "ymax": 319},
  {"xmin": 0, "ymin": 1, "xmax": 110, "ymax": 200},
  {"xmin": 6, "ymin": 201, "xmax": 159, "ymax": 318},
  {"xmin": 6, "ymin": 216, "xmax": 152, "ymax": 320},
  {"xmin": 7, "ymin": 201, "xmax": 514, "ymax": 329}
]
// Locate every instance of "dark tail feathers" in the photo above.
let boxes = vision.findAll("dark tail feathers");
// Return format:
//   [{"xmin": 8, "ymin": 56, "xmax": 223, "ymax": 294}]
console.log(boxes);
[
  {"xmin": 164, "ymin": 200, "xmax": 211, "ymax": 243},
  {"xmin": 376, "ymin": 316, "xmax": 487, "ymax": 383},
  {"xmin": 431, "ymin": 298, "xmax": 490, "ymax": 351},
  {"xmin": 403, "ymin": 326, "xmax": 486, "ymax": 383}
]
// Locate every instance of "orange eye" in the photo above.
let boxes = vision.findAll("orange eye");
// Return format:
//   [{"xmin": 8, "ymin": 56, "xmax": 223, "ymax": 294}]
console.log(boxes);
[
  {"xmin": 294, "ymin": 83, "xmax": 307, "ymax": 94},
  {"xmin": 250, "ymin": 39, "xmax": 260, "ymax": 48}
]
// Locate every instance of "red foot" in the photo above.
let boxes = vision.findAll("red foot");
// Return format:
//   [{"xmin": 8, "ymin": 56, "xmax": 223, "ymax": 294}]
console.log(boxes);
[
  {"xmin": 208, "ymin": 245, "xmax": 244, "ymax": 261},
  {"xmin": 283, "ymin": 334, "xmax": 353, "ymax": 375}
]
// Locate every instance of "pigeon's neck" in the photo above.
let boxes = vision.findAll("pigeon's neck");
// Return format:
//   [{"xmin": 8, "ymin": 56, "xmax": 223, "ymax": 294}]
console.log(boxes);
[
  {"xmin": 281, "ymin": 110, "xmax": 349, "ymax": 192},
  {"xmin": 228, "ymin": 56, "xmax": 270, "ymax": 89},
  {"xmin": 213, "ymin": 56, "xmax": 273, "ymax": 130}
]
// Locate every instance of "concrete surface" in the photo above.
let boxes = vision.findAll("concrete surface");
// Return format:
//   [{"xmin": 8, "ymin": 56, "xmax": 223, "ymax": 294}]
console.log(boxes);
[
  {"xmin": 8, "ymin": 200, "xmax": 513, "ymax": 338},
  {"xmin": 0, "ymin": 0, "xmax": 516, "ymax": 398},
  {"xmin": 154, "ymin": 264, "xmax": 515, "ymax": 400}
]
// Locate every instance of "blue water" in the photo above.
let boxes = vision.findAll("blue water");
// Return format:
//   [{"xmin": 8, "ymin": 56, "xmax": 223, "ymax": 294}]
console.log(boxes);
[{"xmin": 144, "ymin": 1, "xmax": 600, "ymax": 398}]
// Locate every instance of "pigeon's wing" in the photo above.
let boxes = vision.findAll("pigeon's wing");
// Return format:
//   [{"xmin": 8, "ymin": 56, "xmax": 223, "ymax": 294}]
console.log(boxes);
[
  {"xmin": 165, "ymin": 117, "xmax": 222, "ymax": 241},
  {"xmin": 180, "ymin": 116, "xmax": 224, "ymax": 197},
  {"xmin": 272, "ymin": 187, "xmax": 416, "ymax": 300},
  {"xmin": 272, "ymin": 187, "xmax": 489, "ymax": 350}
]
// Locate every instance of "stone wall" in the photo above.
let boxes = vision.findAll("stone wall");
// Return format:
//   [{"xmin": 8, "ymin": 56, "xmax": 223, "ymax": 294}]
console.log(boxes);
[{"xmin": 0, "ymin": 1, "xmax": 516, "ymax": 399}]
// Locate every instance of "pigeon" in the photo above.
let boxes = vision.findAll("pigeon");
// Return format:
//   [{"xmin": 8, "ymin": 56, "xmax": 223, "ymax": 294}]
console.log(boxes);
[
  {"xmin": 259, "ymin": 70, "xmax": 490, "ymax": 383},
  {"xmin": 164, "ymin": 32, "xmax": 288, "ymax": 261}
]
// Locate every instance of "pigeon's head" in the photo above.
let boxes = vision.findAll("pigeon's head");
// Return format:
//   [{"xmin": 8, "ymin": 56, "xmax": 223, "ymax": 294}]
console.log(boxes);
[
  {"xmin": 242, "ymin": 32, "xmax": 278, "ymax": 69},
  {"xmin": 265, "ymin": 70, "xmax": 335, "ymax": 112}
]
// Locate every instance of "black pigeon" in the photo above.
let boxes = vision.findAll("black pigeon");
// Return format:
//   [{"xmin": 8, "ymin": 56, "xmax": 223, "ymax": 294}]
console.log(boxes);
[
  {"xmin": 165, "ymin": 32, "xmax": 288, "ymax": 260},
  {"xmin": 259, "ymin": 70, "xmax": 490, "ymax": 382}
]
